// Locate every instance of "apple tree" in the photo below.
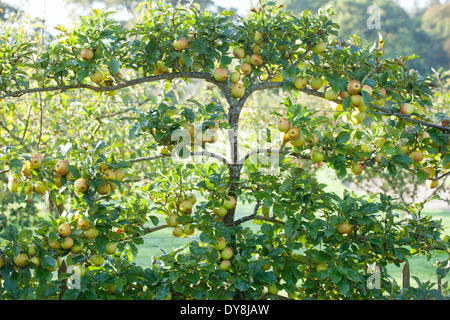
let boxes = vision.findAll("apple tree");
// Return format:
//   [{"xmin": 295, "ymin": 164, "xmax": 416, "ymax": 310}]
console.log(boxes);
[{"xmin": 0, "ymin": 1, "xmax": 449, "ymax": 300}]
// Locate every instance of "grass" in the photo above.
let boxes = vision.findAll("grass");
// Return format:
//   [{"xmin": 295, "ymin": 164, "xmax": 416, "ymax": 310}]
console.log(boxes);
[{"xmin": 133, "ymin": 166, "xmax": 450, "ymax": 290}]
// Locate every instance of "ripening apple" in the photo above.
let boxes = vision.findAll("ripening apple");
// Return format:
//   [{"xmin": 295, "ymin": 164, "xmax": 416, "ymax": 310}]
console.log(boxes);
[
  {"xmin": 267, "ymin": 283, "xmax": 279, "ymax": 295},
  {"xmin": 254, "ymin": 30, "xmax": 264, "ymax": 44},
  {"xmin": 377, "ymin": 87, "xmax": 387, "ymax": 97},
  {"xmin": 48, "ymin": 239, "xmax": 61, "ymax": 250},
  {"xmin": 311, "ymin": 150, "xmax": 325, "ymax": 163},
  {"xmin": 221, "ymin": 247, "xmax": 233, "ymax": 260},
  {"xmin": 172, "ymin": 226, "xmax": 184, "ymax": 237},
  {"xmin": 233, "ymin": 47, "xmax": 246, "ymax": 59},
  {"xmin": 28, "ymin": 244, "xmax": 38, "ymax": 256},
  {"xmin": 106, "ymin": 242, "xmax": 117, "ymax": 255},
  {"xmin": 14, "ymin": 253, "xmax": 28, "ymax": 267},
  {"xmin": 223, "ymin": 196, "xmax": 236, "ymax": 210},
  {"xmin": 90, "ymin": 70, "xmax": 103, "ymax": 84},
  {"xmin": 58, "ymin": 222, "xmax": 71, "ymax": 236},
  {"xmin": 103, "ymin": 169, "xmax": 116, "ymax": 180},
  {"xmin": 410, "ymin": 150, "xmax": 424, "ymax": 163},
  {"xmin": 219, "ymin": 259, "xmax": 232, "ymax": 271},
  {"xmin": 96, "ymin": 181, "xmax": 111, "ymax": 195},
  {"xmin": 351, "ymin": 111, "xmax": 366, "ymax": 125},
  {"xmin": 166, "ymin": 215, "xmax": 178, "ymax": 227},
  {"xmin": 324, "ymin": 88, "xmax": 339, "ymax": 101},
  {"xmin": 29, "ymin": 154, "xmax": 42, "ymax": 169},
  {"xmin": 290, "ymin": 134, "xmax": 304, "ymax": 147},
  {"xmin": 179, "ymin": 199, "xmax": 193, "ymax": 214},
  {"xmin": 310, "ymin": 77, "xmax": 323, "ymax": 91},
  {"xmin": 294, "ymin": 76, "xmax": 308, "ymax": 90},
  {"xmin": 312, "ymin": 41, "xmax": 326, "ymax": 54},
  {"xmin": 173, "ymin": 37, "xmax": 188, "ymax": 51},
  {"xmin": 277, "ymin": 118, "xmax": 291, "ymax": 132},
  {"xmin": 214, "ymin": 237, "xmax": 227, "ymax": 251},
  {"xmin": 30, "ymin": 256, "xmax": 40, "ymax": 267},
  {"xmin": 229, "ymin": 71, "xmax": 240, "ymax": 83},
  {"xmin": 362, "ymin": 84, "xmax": 373, "ymax": 96},
  {"xmin": 90, "ymin": 255, "xmax": 104, "ymax": 267},
  {"xmin": 80, "ymin": 48, "xmax": 94, "ymax": 61},
  {"xmin": 55, "ymin": 160, "xmax": 70, "ymax": 176},
  {"xmin": 423, "ymin": 167, "xmax": 436, "ymax": 179},
  {"xmin": 336, "ymin": 221, "xmax": 352, "ymax": 234},
  {"xmin": 250, "ymin": 53, "xmax": 263, "ymax": 66},
  {"xmin": 351, "ymin": 163, "xmax": 364, "ymax": 175},
  {"xmin": 74, "ymin": 178, "xmax": 89, "ymax": 193},
  {"xmin": 21, "ymin": 163, "xmax": 32, "ymax": 177},
  {"xmin": 8, "ymin": 176, "xmax": 20, "ymax": 193},
  {"xmin": 426, "ymin": 179, "xmax": 438, "ymax": 189},
  {"xmin": 71, "ymin": 244, "xmax": 83, "ymax": 254},
  {"xmin": 77, "ymin": 217, "xmax": 90, "ymax": 230},
  {"xmin": 213, "ymin": 67, "xmax": 228, "ymax": 82},
  {"xmin": 271, "ymin": 71, "xmax": 283, "ymax": 82},
  {"xmin": 375, "ymin": 137, "xmax": 386, "ymax": 148},
  {"xmin": 115, "ymin": 169, "xmax": 125, "ymax": 182},
  {"xmin": 339, "ymin": 91, "xmax": 350, "ymax": 100},
  {"xmin": 399, "ymin": 145, "xmax": 409, "ymax": 155},
  {"xmin": 347, "ymin": 80, "xmax": 361, "ymax": 95},
  {"xmin": 350, "ymin": 94, "xmax": 364, "ymax": 108},
  {"xmin": 183, "ymin": 223, "xmax": 195, "ymax": 236},
  {"xmin": 214, "ymin": 206, "xmax": 228, "ymax": 217},
  {"xmin": 287, "ymin": 127, "xmax": 300, "ymax": 141},
  {"xmin": 399, "ymin": 103, "xmax": 414, "ymax": 115},
  {"xmin": 22, "ymin": 181, "xmax": 33, "ymax": 195},
  {"xmin": 240, "ymin": 62, "xmax": 252, "ymax": 76},
  {"xmin": 34, "ymin": 180, "xmax": 48, "ymax": 194},
  {"xmin": 84, "ymin": 227, "xmax": 99, "ymax": 239},
  {"xmin": 419, "ymin": 132, "xmax": 430, "ymax": 141},
  {"xmin": 231, "ymin": 83, "xmax": 245, "ymax": 98},
  {"xmin": 60, "ymin": 236, "xmax": 74, "ymax": 250},
  {"xmin": 154, "ymin": 61, "xmax": 167, "ymax": 75},
  {"xmin": 74, "ymin": 265, "xmax": 88, "ymax": 277}
]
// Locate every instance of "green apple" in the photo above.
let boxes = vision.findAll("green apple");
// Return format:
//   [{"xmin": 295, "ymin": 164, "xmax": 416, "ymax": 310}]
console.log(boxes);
[
  {"xmin": 74, "ymin": 178, "xmax": 89, "ymax": 193},
  {"xmin": 229, "ymin": 71, "xmax": 240, "ymax": 84},
  {"xmin": 80, "ymin": 48, "xmax": 94, "ymax": 61},
  {"xmin": 179, "ymin": 199, "xmax": 193, "ymax": 214},
  {"xmin": 183, "ymin": 223, "xmax": 195, "ymax": 236},
  {"xmin": 96, "ymin": 181, "xmax": 111, "ymax": 195},
  {"xmin": 214, "ymin": 206, "xmax": 228, "ymax": 217},
  {"xmin": 287, "ymin": 127, "xmax": 300, "ymax": 141},
  {"xmin": 254, "ymin": 30, "xmax": 264, "ymax": 44},
  {"xmin": 58, "ymin": 223, "xmax": 71, "ymax": 236},
  {"xmin": 213, "ymin": 67, "xmax": 228, "ymax": 82},
  {"xmin": 34, "ymin": 180, "xmax": 48, "ymax": 194},
  {"xmin": 173, "ymin": 37, "xmax": 188, "ymax": 51},
  {"xmin": 219, "ymin": 259, "xmax": 232, "ymax": 271},
  {"xmin": 14, "ymin": 253, "xmax": 28, "ymax": 267},
  {"xmin": 277, "ymin": 118, "xmax": 291, "ymax": 132},
  {"xmin": 60, "ymin": 236, "xmax": 74, "ymax": 250},
  {"xmin": 55, "ymin": 160, "xmax": 70, "ymax": 176},
  {"xmin": 221, "ymin": 247, "xmax": 233, "ymax": 260},
  {"xmin": 77, "ymin": 217, "xmax": 90, "ymax": 230},
  {"xmin": 399, "ymin": 103, "xmax": 414, "ymax": 115},
  {"xmin": 214, "ymin": 237, "xmax": 227, "ymax": 251},
  {"xmin": 106, "ymin": 242, "xmax": 117, "ymax": 255},
  {"xmin": 84, "ymin": 227, "xmax": 99, "ymax": 239},
  {"xmin": 29, "ymin": 154, "xmax": 42, "ymax": 169},
  {"xmin": 267, "ymin": 283, "xmax": 279, "ymax": 295},
  {"xmin": 231, "ymin": 83, "xmax": 245, "ymax": 98},
  {"xmin": 223, "ymin": 196, "xmax": 236, "ymax": 210},
  {"xmin": 172, "ymin": 226, "xmax": 184, "ymax": 237},
  {"xmin": 311, "ymin": 150, "xmax": 325, "ymax": 163},
  {"xmin": 316, "ymin": 263, "xmax": 329, "ymax": 272},
  {"xmin": 90, "ymin": 255, "xmax": 104, "ymax": 267},
  {"xmin": 90, "ymin": 70, "xmax": 103, "ymax": 84},
  {"xmin": 311, "ymin": 41, "xmax": 326, "ymax": 54},
  {"xmin": 310, "ymin": 77, "xmax": 323, "ymax": 91},
  {"xmin": 71, "ymin": 244, "xmax": 84, "ymax": 254},
  {"xmin": 324, "ymin": 88, "xmax": 339, "ymax": 101},
  {"xmin": 233, "ymin": 47, "xmax": 246, "ymax": 59},
  {"xmin": 347, "ymin": 80, "xmax": 361, "ymax": 95},
  {"xmin": 293, "ymin": 76, "xmax": 308, "ymax": 89},
  {"xmin": 351, "ymin": 163, "xmax": 363, "ymax": 175},
  {"xmin": 250, "ymin": 53, "xmax": 263, "ymax": 66},
  {"xmin": 166, "ymin": 215, "xmax": 178, "ymax": 227},
  {"xmin": 8, "ymin": 176, "xmax": 20, "ymax": 193},
  {"xmin": 240, "ymin": 62, "xmax": 252, "ymax": 76},
  {"xmin": 350, "ymin": 94, "xmax": 364, "ymax": 108},
  {"xmin": 74, "ymin": 265, "xmax": 88, "ymax": 277},
  {"xmin": 336, "ymin": 221, "xmax": 352, "ymax": 234}
]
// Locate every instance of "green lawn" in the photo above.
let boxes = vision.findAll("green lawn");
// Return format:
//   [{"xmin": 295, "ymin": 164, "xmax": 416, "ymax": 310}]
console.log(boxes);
[{"xmin": 133, "ymin": 166, "xmax": 450, "ymax": 290}]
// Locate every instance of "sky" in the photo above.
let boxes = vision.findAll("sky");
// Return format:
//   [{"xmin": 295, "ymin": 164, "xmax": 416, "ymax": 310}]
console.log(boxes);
[{"xmin": 4, "ymin": 0, "xmax": 429, "ymax": 33}]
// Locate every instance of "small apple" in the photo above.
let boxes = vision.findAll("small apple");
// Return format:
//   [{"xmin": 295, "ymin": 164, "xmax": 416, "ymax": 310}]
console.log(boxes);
[
  {"xmin": 423, "ymin": 167, "xmax": 436, "ymax": 179},
  {"xmin": 214, "ymin": 237, "xmax": 227, "ymax": 251},
  {"xmin": 60, "ymin": 237, "xmax": 74, "ymax": 250},
  {"xmin": 166, "ymin": 215, "xmax": 178, "ymax": 227},
  {"xmin": 375, "ymin": 138, "xmax": 386, "ymax": 148},
  {"xmin": 339, "ymin": 91, "xmax": 350, "ymax": 100},
  {"xmin": 336, "ymin": 221, "xmax": 352, "ymax": 234},
  {"xmin": 362, "ymin": 84, "xmax": 373, "ymax": 96},
  {"xmin": 231, "ymin": 83, "xmax": 245, "ymax": 98},
  {"xmin": 267, "ymin": 283, "xmax": 279, "ymax": 295},
  {"xmin": 84, "ymin": 227, "xmax": 99, "ymax": 239},
  {"xmin": 14, "ymin": 253, "xmax": 28, "ymax": 267},
  {"xmin": 179, "ymin": 199, "xmax": 193, "ymax": 214},
  {"xmin": 233, "ymin": 47, "xmax": 246, "ymax": 59},
  {"xmin": 221, "ymin": 247, "xmax": 233, "ymax": 260},
  {"xmin": 29, "ymin": 154, "xmax": 42, "ymax": 169},
  {"xmin": 375, "ymin": 153, "xmax": 387, "ymax": 164},
  {"xmin": 96, "ymin": 181, "xmax": 111, "ymax": 195},
  {"xmin": 426, "ymin": 179, "xmax": 438, "ymax": 189},
  {"xmin": 219, "ymin": 259, "xmax": 232, "ymax": 271},
  {"xmin": 34, "ymin": 180, "xmax": 48, "ymax": 194},
  {"xmin": 30, "ymin": 256, "xmax": 40, "ymax": 267},
  {"xmin": 106, "ymin": 242, "xmax": 117, "ymax": 255},
  {"xmin": 8, "ymin": 176, "xmax": 20, "ymax": 193},
  {"xmin": 103, "ymin": 169, "xmax": 116, "ymax": 180},
  {"xmin": 311, "ymin": 41, "xmax": 326, "ymax": 54},
  {"xmin": 55, "ymin": 160, "xmax": 70, "ymax": 176},
  {"xmin": 90, "ymin": 70, "xmax": 103, "ymax": 84},
  {"xmin": 154, "ymin": 61, "xmax": 167, "ymax": 75},
  {"xmin": 74, "ymin": 265, "xmax": 88, "ymax": 277},
  {"xmin": 21, "ymin": 163, "xmax": 32, "ymax": 177},
  {"xmin": 90, "ymin": 255, "xmax": 104, "ymax": 267},
  {"xmin": 58, "ymin": 223, "xmax": 71, "ymax": 236},
  {"xmin": 214, "ymin": 206, "xmax": 228, "ymax": 217},
  {"xmin": 250, "ymin": 53, "xmax": 263, "ymax": 66},
  {"xmin": 229, "ymin": 71, "xmax": 240, "ymax": 84},
  {"xmin": 347, "ymin": 80, "xmax": 361, "ymax": 95},
  {"xmin": 22, "ymin": 181, "xmax": 33, "ymax": 195},
  {"xmin": 183, "ymin": 223, "xmax": 195, "ymax": 236},
  {"xmin": 351, "ymin": 163, "xmax": 364, "ymax": 175},
  {"xmin": 399, "ymin": 145, "xmax": 409, "ymax": 155},
  {"xmin": 77, "ymin": 217, "xmax": 90, "ymax": 230},
  {"xmin": 399, "ymin": 103, "xmax": 414, "ymax": 115},
  {"xmin": 114, "ymin": 169, "xmax": 125, "ymax": 182},
  {"xmin": 223, "ymin": 196, "xmax": 236, "ymax": 210},
  {"xmin": 294, "ymin": 76, "xmax": 308, "ymax": 89},
  {"xmin": 240, "ymin": 62, "xmax": 252, "ymax": 76},
  {"xmin": 271, "ymin": 71, "xmax": 283, "ymax": 82},
  {"xmin": 173, "ymin": 37, "xmax": 188, "ymax": 51},
  {"xmin": 172, "ymin": 226, "xmax": 184, "ymax": 237},
  {"xmin": 213, "ymin": 67, "xmax": 228, "ymax": 82},
  {"xmin": 254, "ymin": 30, "xmax": 264, "ymax": 44},
  {"xmin": 28, "ymin": 244, "xmax": 38, "ymax": 256},
  {"xmin": 324, "ymin": 88, "xmax": 339, "ymax": 101},
  {"xmin": 350, "ymin": 94, "xmax": 364, "ymax": 108},
  {"xmin": 277, "ymin": 118, "xmax": 291, "ymax": 132},
  {"xmin": 316, "ymin": 263, "xmax": 329, "ymax": 272},
  {"xmin": 310, "ymin": 77, "xmax": 323, "ymax": 91},
  {"xmin": 287, "ymin": 127, "xmax": 300, "ymax": 141},
  {"xmin": 80, "ymin": 48, "xmax": 94, "ymax": 61},
  {"xmin": 71, "ymin": 244, "xmax": 83, "ymax": 254},
  {"xmin": 311, "ymin": 150, "xmax": 325, "ymax": 163},
  {"xmin": 410, "ymin": 150, "xmax": 424, "ymax": 163},
  {"xmin": 290, "ymin": 135, "xmax": 304, "ymax": 147},
  {"xmin": 74, "ymin": 178, "xmax": 89, "ymax": 193}
]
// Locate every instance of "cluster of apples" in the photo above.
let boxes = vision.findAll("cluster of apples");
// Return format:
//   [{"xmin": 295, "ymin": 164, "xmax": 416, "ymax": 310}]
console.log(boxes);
[
  {"xmin": 213, "ymin": 237, "xmax": 234, "ymax": 272},
  {"xmin": 167, "ymin": 194, "xmax": 197, "ymax": 237},
  {"xmin": 184, "ymin": 119, "xmax": 220, "ymax": 147},
  {"xmin": 276, "ymin": 117, "xmax": 326, "ymax": 165},
  {"xmin": 80, "ymin": 48, "xmax": 118, "ymax": 96},
  {"xmin": 7, "ymin": 154, "xmax": 48, "ymax": 196}
]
